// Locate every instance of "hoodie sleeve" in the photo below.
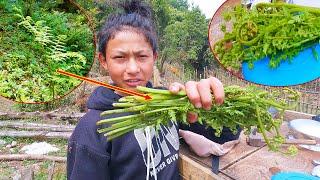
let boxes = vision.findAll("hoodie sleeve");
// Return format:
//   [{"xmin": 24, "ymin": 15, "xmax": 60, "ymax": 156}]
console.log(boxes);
[{"xmin": 67, "ymin": 110, "xmax": 111, "ymax": 180}]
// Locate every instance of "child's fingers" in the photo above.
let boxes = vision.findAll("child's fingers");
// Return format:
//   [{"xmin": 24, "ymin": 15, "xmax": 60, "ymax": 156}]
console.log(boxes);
[
  {"xmin": 185, "ymin": 81, "xmax": 202, "ymax": 108},
  {"xmin": 169, "ymin": 82, "xmax": 185, "ymax": 94},
  {"xmin": 187, "ymin": 112, "xmax": 198, "ymax": 123},
  {"xmin": 208, "ymin": 77, "xmax": 224, "ymax": 105},
  {"xmin": 197, "ymin": 79, "xmax": 213, "ymax": 110}
]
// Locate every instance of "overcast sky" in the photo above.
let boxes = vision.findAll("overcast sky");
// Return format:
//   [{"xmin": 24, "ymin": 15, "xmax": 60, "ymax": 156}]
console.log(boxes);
[{"xmin": 187, "ymin": 0, "xmax": 226, "ymax": 19}]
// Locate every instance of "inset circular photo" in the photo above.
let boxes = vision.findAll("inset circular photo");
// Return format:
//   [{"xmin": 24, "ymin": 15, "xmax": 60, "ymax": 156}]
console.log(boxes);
[
  {"xmin": 209, "ymin": 0, "xmax": 320, "ymax": 86},
  {"xmin": 0, "ymin": 1, "xmax": 95, "ymax": 103}
]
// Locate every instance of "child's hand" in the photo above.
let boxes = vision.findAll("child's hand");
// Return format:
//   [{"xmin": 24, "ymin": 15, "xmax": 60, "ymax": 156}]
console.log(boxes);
[
  {"xmin": 169, "ymin": 77, "xmax": 224, "ymax": 123},
  {"xmin": 179, "ymin": 129, "xmax": 239, "ymax": 157}
]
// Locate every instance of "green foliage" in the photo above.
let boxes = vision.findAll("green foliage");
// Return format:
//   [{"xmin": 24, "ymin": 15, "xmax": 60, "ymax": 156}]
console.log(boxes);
[
  {"xmin": 97, "ymin": 86, "xmax": 300, "ymax": 155},
  {"xmin": 214, "ymin": 3, "xmax": 320, "ymax": 71},
  {"xmin": 151, "ymin": 0, "xmax": 170, "ymax": 40},
  {"xmin": 0, "ymin": 0, "xmax": 94, "ymax": 103},
  {"xmin": 151, "ymin": 0, "xmax": 211, "ymax": 75},
  {"xmin": 163, "ymin": 7, "xmax": 209, "ymax": 70},
  {"xmin": 168, "ymin": 0, "xmax": 188, "ymax": 11},
  {"xmin": 83, "ymin": 0, "xmax": 115, "ymax": 29}
]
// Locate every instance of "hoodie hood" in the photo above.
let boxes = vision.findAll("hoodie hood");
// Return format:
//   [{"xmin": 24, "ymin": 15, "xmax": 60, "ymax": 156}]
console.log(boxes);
[
  {"xmin": 86, "ymin": 86, "xmax": 121, "ymax": 111},
  {"xmin": 86, "ymin": 82, "xmax": 153, "ymax": 111}
]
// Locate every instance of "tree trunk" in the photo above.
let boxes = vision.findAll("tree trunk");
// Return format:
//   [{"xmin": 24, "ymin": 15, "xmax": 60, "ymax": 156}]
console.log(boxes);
[
  {"xmin": 0, "ymin": 154, "xmax": 66, "ymax": 162},
  {"xmin": 0, "ymin": 111, "xmax": 84, "ymax": 122},
  {"xmin": 159, "ymin": 50, "xmax": 168, "ymax": 77},
  {"xmin": 0, "ymin": 130, "xmax": 71, "ymax": 139},
  {"xmin": 0, "ymin": 121, "xmax": 74, "ymax": 132}
]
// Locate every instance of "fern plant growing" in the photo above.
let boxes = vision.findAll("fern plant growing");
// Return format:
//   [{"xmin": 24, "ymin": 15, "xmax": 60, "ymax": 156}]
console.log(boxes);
[{"xmin": 0, "ymin": 1, "xmax": 94, "ymax": 103}]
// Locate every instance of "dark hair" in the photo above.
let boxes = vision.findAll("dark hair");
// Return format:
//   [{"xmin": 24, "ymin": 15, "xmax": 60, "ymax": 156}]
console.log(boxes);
[{"xmin": 98, "ymin": 0, "xmax": 158, "ymax": 57}]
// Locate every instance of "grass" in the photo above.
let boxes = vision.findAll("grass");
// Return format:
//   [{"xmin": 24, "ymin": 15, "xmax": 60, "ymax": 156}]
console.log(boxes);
[
  {"xmin": 33, "ymin": 161, "xmax": 66, "ymax": 180},
  {"xmin": 0, "ymin": 136, "xmax": 68, "ymax": 179},
  {"xmin": 0, "ymin": 160, "xmax": 67, "ymax": 180},
  {"xmin": 0, "ymin": 162, "xmax": 15, "ymax": 179}
]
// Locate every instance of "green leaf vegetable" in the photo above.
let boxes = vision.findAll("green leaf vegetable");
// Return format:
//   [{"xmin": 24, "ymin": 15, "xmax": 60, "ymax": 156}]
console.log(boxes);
[
  {"xmin": 97, "ymin": 85, "xmax": 300, "ymax": 155},
  {"xmin": 214, "ymin": 2, "xmax": 320, "ymax": 70}
]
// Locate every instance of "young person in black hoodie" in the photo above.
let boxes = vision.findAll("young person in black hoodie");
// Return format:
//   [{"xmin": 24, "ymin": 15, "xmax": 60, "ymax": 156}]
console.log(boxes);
[{"xmin": 67, "ymin": 1, "xmax": 240, "ymax": 179}]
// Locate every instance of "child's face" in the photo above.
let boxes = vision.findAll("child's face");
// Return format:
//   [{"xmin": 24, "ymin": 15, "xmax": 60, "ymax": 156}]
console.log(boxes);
[{"xmin": 100, "ymin": 30, "xmax": 156, "ymax": 93}]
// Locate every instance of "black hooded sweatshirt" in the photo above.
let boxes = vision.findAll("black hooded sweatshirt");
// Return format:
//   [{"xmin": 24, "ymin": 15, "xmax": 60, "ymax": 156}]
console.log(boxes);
[{"xmin": 67, "ymin": 83, "xmax": 240, "ymax": 180}]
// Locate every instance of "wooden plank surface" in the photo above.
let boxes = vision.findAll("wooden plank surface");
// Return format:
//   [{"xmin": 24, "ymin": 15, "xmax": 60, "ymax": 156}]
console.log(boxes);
[
  {"xmin": 283, "ymin": 110, "xmax": 314, "ymax": 121},
  {"xmin": 220, "ymin": 146, "xmax": 319, "ymax": 180},
  {"xmin": 221, "ymin": 116, "xmax": 319, "ymax": 180},
  {"xmin": 179, "ymin": 153, "xmax": 222, "ymax": 180},
  {"xmin": 179, "ymin": 110, "xmax": 319, "ymax": 179},
  {"xmin": 180, "ymin": 132, "xmax": 260, "ymax": 171},
  {"xmin": 219, "ymin": 133, "xmax": 262, "ymax": 170},
  {"xmin": 217, "ymin": 172, "xmax": 234, "ymax": 180},
  {"xmin": 179, "ymin": 110, "xmax": 318, "ymax": 179}
]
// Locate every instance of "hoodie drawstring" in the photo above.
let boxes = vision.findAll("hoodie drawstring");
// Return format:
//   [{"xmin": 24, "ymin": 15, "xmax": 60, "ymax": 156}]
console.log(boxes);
[{"xmin": 145, "ymin": 126, "xmax": 157, "ymax": 180}]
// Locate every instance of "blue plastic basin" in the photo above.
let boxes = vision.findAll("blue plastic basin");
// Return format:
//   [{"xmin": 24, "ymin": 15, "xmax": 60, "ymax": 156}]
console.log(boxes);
[{"xmin": 242, "ymin": 44, "xmax": 320, "ymax": 86}]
